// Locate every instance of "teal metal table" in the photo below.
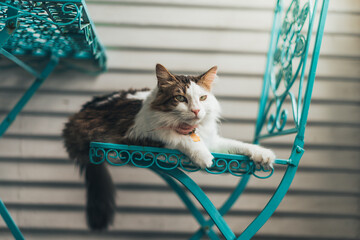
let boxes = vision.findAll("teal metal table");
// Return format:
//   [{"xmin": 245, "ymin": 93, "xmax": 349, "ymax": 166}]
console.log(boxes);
[
  {"xmin": 89, "ymin": 0, "xmax": 330, "ymax": 239},
  {"xmin": 0, "ymin": 1, "xmax": 106, "ymax": 239}
]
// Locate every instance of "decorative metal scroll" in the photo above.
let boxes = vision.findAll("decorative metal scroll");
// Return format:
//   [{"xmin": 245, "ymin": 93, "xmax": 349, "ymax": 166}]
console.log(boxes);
[
  {"xmin": 0, "ymin": 0, "xmax": 105, "ymax": 69},
  {"xmin": 257, "ymin": 0, "xmax": 316, "ymax": 139},
  {"xmin": 89, "ymin": 142, "xmax": 274, "ymax": 179}
]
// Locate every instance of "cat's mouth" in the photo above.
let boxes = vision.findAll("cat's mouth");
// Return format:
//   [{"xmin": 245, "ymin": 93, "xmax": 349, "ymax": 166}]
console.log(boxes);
[{"xmin": 174, "ymin": 123, "xmax": 197, "ymax": 135}]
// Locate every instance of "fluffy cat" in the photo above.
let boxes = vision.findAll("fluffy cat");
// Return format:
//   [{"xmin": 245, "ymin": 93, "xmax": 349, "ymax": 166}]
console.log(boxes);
[{"xmin": 62, "ymin": 64, "xmax": 275, "ymax": 230}]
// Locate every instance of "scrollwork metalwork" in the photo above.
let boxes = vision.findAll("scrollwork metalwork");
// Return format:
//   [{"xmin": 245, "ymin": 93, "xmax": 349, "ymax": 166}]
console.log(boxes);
[
  {"xmin": 89, "ymin": 143, "xmax": 275, "ymax": 179},
  {"xmin": 258, "ymin": 0, "xmax": 315, "ymax": 139},
  {"xmin": 0, "ymin": 2, "xmax": 82, "ymax": 26},
  {"xmin": 0, "ymin": 1, "xmax": 105, "ymax": 69}
]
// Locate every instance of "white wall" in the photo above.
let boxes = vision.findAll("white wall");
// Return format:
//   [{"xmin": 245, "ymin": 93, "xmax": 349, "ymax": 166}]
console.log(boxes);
[{"xmin": 0, "ymin": 0, "xmax": 359, "ymax": 239}]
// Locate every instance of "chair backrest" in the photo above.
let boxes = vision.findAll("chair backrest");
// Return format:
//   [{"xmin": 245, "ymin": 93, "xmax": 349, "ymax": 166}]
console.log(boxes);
[{"xmin": 254, "ymin": 0, "xmax": 329, "ymax": 157}]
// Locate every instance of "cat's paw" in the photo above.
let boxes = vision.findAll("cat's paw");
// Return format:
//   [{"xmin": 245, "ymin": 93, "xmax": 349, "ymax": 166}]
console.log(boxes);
[
  {"xmin": 249, "ymin": 146, "xmax": 276, "ymax": 169},
  {"xmin": 192, "ymin": 151, "xmax": 214, "ymax": 169}
]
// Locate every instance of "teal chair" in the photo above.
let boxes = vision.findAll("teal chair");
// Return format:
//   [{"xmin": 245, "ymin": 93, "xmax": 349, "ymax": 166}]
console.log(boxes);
[
  {"xmin": 89, "ymin": 0, "xmax": 330, "ymax": 239},
  {"xmin": 0, "ymin": 1, "xmax": 106, "ymax": 239}
]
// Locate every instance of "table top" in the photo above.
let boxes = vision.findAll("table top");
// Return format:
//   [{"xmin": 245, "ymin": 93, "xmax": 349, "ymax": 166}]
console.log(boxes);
[{"xmin": 0, "ymin": 0, "xmax": 106, "ymax": 70}]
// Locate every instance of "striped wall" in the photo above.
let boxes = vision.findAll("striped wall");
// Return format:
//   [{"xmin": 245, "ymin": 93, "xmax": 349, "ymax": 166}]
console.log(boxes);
[{"xmin": 0, "ymin": 0, "xmax": 359, "ymax": 239}]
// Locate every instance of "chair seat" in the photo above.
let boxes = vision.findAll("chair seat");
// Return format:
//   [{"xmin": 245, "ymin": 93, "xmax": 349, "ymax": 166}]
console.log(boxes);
[{"xmin": 90, "ymin": 141, "xmax": 275, "ymax": 179}]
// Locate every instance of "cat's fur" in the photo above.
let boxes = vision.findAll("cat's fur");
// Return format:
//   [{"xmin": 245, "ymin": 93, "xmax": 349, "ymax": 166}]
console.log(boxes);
[{"xmin": 62, "ymin": 64, "xmax": 275, "ymax": 230}]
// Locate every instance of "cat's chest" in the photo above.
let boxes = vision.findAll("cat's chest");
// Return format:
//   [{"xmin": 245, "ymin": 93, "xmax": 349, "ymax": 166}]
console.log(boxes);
[{"xmin": 197, "ymin": 124, "xmax": 217, "ymax": 148}]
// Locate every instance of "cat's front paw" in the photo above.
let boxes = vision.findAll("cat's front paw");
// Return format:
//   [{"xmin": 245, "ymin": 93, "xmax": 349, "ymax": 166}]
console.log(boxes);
[
  {"xmin": 249, "ymin": 146, "xmax": 276, "ymax": 169},
  {"xmin": 192, "ymin": 151, "xmax": 214, "ymax": 169}
]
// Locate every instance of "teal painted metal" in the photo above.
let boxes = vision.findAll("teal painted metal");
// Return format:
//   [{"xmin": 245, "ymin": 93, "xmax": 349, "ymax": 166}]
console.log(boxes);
[
  {"xmin": 298, "ymin": 0, "xmax": 330, "ymax": 138},
  {"xmin": 0, "ymin": 1, "xmax": 18, "ymax": 47},
  {"xmin": 90, "ymin": 142, "xmax": 277, "ymax": 179},
  {"xmin": 88, "ymin": 0, "xmax": 329, "ymax": 238},
  {"xmin": 237, "ymin": 143, "xmax": 304, "ymax": 240},
  {"xmin": 254, "ymin": 0, "xmax": 323, "ymax": 142},
  {"xmin": 254, "ymin": 0, "xmax": 329, "ymax": 151},
  {"xmin": 162, "ymin": 168, "xmax": 236, "ymax": 240},
  {"xmin": 254, "ymin": 0, "xmax": 283, "ymax": 144},
  {"xmin": 0, "ymin": 1, "xmax": 107, "ymax": 238},
  {"xmin": 0, "ymin": 0, "xmax": 107, "ymax": 138},
  {"xmin": 0, "ymin": 199, "xmax": 25, "ymax": 240},
  {"xmin": 150, "ymin": 168, "xmax": 220, "ymax": 239},
  {"xmin": 0, "ymin": 1, "xmax": 106, "ymax": 69},
  {"xmin": 190, "ymin": 175, "xmax": 251, "ymax": 240},
  {"xmin": 0, "ymin": 48, "xmax": 41, "ymax": 77},
  {"xmin": 0, "ymin": 54, "xmax": 59, "ymax": 137},
  {"xmin": 239, "ymin": 0, "xmax": 330, "ymax": 239}
]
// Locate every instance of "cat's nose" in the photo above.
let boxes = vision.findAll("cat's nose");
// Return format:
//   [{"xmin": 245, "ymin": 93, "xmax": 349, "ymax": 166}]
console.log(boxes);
[{"xmin": 191, "ymin": 109, "xmax": 200, "ymax": 116}]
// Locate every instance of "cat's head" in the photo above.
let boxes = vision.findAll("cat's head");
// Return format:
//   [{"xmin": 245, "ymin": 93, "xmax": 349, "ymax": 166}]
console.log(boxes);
[{"xmin": 151, "ymin": 64, "xmax": 219, "ymax": 134}]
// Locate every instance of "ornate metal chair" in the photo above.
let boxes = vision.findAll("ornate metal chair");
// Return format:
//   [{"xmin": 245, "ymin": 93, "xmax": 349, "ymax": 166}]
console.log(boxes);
[
  {"xmin": 0, "ymin": 1, "xmax": 106, "ymax": 239},
  {"xmin": 89, "ymin": 0, "xmax": 330, "ymax": 239}
]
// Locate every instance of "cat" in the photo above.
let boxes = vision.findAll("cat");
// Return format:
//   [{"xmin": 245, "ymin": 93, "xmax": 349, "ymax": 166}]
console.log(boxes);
[{"xmin": 62, "ymin": 64, "xmax": 275, "ymax": 230}]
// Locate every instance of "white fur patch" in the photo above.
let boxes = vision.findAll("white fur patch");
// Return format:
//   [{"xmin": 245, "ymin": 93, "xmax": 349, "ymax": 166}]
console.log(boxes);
[
  {"xmin": 126, "ymin": 90, "xmax": 151, "ymax": 100},
  {"xmin": 95, "ymin": 93, "xmax": 121, "ymax": 106},
  {"xmin": 126, "ymin": 77, "xmax": 275, "ymax": 168}
]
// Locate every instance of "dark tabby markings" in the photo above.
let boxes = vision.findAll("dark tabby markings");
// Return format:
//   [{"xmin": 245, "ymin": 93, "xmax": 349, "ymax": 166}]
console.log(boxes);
[
  {"xmin": 81, "ymin": 88, "xmax": 149, "ymax": 111},
  {"xmin": 62, "ymin": 64, "xmax": 217, "ymax": 230},
  {"xmin": 151, "ymin": 64, "xmax": 203, "ymax": 112},
  {"xmin": 63, "ymin": 88, "xmax": 153, "ymax": 167},
  {"xmin": 64, "ymin": 65, "xmax": 217, "ymax": 165}
]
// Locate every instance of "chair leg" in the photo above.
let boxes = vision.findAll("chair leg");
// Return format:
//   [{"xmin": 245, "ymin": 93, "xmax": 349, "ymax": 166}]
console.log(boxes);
[
  {"xmin": 0, "ymin": 199, "xmax": 25, "ymax": 240},
  {"xmin": 0, "ymin": 54, "xmax": 59, "ymax": 138},
  {"xmin": 190, "ymin": 174, "xmax": 251, "ymax": 240},
  {"xmin": 236, "ymin": 165, "xmax": 299, "ymax": 240},
  {"xmin": 237, "ymin": 145, "xmax": 303, "ymax": 240},
  {"xmin": 151, "ymin": 167, "xmax": 221, "ymax": 240},
  {"xmin": 156, "ymin": 167, "xmax": 237, "ymax": 240}
]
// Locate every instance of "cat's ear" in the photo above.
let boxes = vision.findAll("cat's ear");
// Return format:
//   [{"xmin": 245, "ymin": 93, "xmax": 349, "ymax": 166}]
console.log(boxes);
[
  {"xmin": 198, "ymin": 66, "xmax": 217, "ymax": 91},
  {"xmin": 156, "ymin": 64, "xmax": 177, "ymax": 89}
]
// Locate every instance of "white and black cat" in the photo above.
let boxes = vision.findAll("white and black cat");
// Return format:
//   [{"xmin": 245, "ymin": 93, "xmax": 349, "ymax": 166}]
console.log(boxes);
[{"xmin": 62, "ymin": 64, "xmax": 275, "ymax": 230}]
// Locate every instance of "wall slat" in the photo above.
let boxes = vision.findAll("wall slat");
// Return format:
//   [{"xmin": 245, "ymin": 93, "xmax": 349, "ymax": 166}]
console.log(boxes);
[
  {"xmin": 87, "ymin": 5, "xmax": 360, "ymax": 35},
  {"xmin": 87, "ymin": 0, "xmax": 360, "ymax": 13},
  {"xmin": 0, "ymin": 0, "xmax": 359, "ymax": 239}
]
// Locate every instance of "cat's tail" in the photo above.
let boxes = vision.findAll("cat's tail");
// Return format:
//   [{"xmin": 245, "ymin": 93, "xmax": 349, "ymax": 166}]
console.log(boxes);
[{"xmin": 85, "ymin": 163, "xmax": 116, "ymax": 230}]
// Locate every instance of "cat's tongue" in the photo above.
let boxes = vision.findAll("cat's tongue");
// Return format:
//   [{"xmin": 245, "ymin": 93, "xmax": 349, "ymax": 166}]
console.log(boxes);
[{"xmin": 175, "ymin": 123, "xmax": 196, "ymax": 135}]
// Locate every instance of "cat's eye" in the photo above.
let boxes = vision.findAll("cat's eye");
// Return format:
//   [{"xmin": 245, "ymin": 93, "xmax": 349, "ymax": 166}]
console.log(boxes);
[
  {"xmin": 175, "ymin": 95, "xmax": 187, "ymax": 102},
  {"xmin": 200, "ymin": 95, "xmax": 207, "ymax": 101}
]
